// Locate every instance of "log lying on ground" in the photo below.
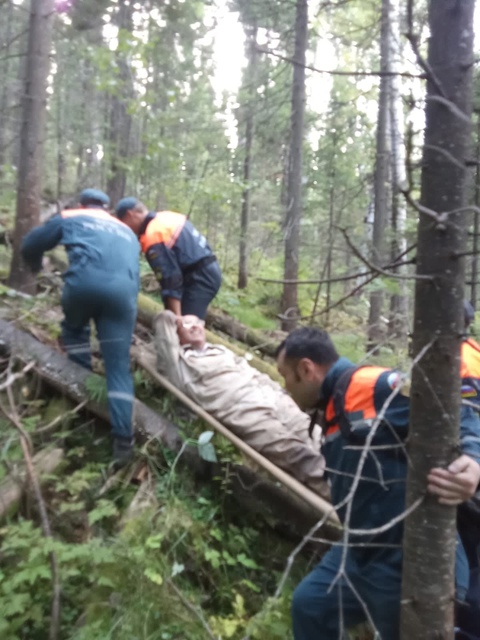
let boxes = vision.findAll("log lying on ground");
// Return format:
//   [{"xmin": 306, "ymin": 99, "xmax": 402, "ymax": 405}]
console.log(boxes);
[
  {"xmin": 136, "ymin": 292, "xmax": 283, "ymax": 383},
  {"xmin": 0, "ymin": 319, "xmax": 339, "ymax": 540},
  {"xmin": 205, "ymin": 308, "xmax": 286, "ymax": 359},
  {"xmin": 0, "ymin": 447, "xmax": 64, "ymax": 519}
]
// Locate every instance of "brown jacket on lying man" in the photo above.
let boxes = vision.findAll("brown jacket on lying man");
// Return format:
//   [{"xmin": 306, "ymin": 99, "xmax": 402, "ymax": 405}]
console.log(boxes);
[{"xmin": 154, "ymin": 310, "xmax": 329, "ymax": 498}]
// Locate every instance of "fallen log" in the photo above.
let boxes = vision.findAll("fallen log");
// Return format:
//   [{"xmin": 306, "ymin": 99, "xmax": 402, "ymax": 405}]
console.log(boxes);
[
  {"xmin": 136, "ymin": 292, "xmax": 283, "ymax": 383},
  {"xmin": 205, "ymin": 308, "xmax": 286, "ymax": 359},
  {"xmin": 0, "ymin": 447, "xmax": 64, "ymax": 519},
  {"xmin": 0, "ymin": 319, "xmax": 339, "ymax": 540}
]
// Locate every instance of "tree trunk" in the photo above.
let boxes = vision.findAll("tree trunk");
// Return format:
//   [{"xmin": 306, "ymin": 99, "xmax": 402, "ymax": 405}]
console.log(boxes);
[
  {"xmin": 106, "ymin": 0, "xmax": 133, "ymax": 205},
  {"xmin": 367, "ymin": 0, "xmax": 391, "ymax": 349},
  {"xmin": 8, "ymin": 0, "xmax": 55, "ymax": 294},
  {"xmin": 400, "ymin": 2, "xmax": 475, "ymax": 638},
  {"xmin": 388, "ymin": 0, "xmax": 409, "ymax": 340},
  {"xmin": 470, "ymin": 113, "xmax": 480, "ymax": 308},
  {"xmin": 281, "ymin": 0, "xmax": 308, "ymax": 332},
  {"xmin": 0, "ymin": 0, "xmax": 14, "ymax": 173},
  {"xmin": 238, "ymin": 24, "xmax": 258, "ymax": 290}
]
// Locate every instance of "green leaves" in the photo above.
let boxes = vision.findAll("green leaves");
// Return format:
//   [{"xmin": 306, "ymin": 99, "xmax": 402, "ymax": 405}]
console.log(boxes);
[{"xmin": 88, "ymin": 499, "xmax": 119, "ymax": 525}]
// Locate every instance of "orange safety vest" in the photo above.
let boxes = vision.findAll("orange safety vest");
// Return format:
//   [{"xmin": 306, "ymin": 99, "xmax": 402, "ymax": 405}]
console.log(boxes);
[
  {"xmin": 461, "ymin": 338, "xmax": 480, "ymax": 379},
  {"xmin": 324, "ymin": 365, "xmax": 391, "ymax": 440},
  {"xmin": 140, "ymin": 211, "xmax": 186, "ymax": 254}
]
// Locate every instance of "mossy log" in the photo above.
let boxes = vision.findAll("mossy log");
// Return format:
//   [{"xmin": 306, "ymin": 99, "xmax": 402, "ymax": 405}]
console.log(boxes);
[
  {"xmin": 136, "ymin": 292, "xmax": 283, "ymax": 383},
  {"xmin": 0, "ymin": 447, "xmax": 64, "ymax": 520},
  {"xmin": 205, "ymin": 308, "xmax": 286, "ymax": 359},
  {"xmin": 0, "ymin": 319, "xmax": 339, "ymax": 541}
]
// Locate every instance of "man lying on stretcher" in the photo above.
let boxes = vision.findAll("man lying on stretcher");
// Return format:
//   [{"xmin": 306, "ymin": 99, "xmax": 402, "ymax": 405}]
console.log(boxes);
[{"xmin": 154, "ymin": 311, "xmax": 328, "ymax": 498}]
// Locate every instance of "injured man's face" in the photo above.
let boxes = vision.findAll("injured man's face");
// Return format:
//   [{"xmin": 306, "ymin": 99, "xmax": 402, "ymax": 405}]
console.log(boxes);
[{"xmin": 176, "ymin": 315, "xmax": 207, "ymax": 349}]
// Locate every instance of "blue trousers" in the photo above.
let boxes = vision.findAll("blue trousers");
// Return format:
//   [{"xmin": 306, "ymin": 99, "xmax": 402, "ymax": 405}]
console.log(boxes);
[
  {"xmin": 60, "ymin": 276, "xmax": 137, "ymax": 440},
  {"xmin": 292, "ymin": 540, "xmax": 470, "ymax": 640},
  {"xmin": 457, "ymin": 518, "xmax": 480, "ymax": 639},
  {"xmin": 181, "ymin": 260, "xmax": 222, "ymax": 320},
  {"xmin": 292, "ymin": 544, "xmax": 403, "ymax": 640}
]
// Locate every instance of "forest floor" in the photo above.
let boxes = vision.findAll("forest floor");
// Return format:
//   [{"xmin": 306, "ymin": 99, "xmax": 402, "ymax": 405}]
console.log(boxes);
[{"xmin": 0, "ymin": 246, "xmax": 375, "ymax": 640}]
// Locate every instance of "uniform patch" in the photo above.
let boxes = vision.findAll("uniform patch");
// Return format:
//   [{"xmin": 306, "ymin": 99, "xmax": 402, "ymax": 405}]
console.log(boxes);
[
  {"xmin": 387, "ymin": 372, "xmax": 410, "ymax": 397},
  {"xmin": 461, "ymin": 385, "xmax": 477, "ymax": 398}
]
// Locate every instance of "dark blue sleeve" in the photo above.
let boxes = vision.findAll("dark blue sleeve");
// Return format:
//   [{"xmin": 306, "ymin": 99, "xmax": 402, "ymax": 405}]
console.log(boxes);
[
  {"xmin": 145, "ymin": 242, "xmax": 183, "ymax": 300},
  {"xmin": 21, "ymin": 215, "xmax": 63, "ymax": 273},
  {"xmin": 459, "ymin": 404, "xmax": 480, "ymax": 464}
]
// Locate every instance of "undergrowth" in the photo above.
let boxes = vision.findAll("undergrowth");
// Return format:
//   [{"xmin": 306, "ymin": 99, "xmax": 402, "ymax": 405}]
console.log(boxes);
[{"xmin": 0, "ymin": 387, "xmax": 307, "ymax": 640}]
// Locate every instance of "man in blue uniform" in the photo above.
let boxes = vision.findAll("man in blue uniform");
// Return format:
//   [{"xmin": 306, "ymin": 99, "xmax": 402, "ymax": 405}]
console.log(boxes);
[
  {"xmin": 457, "ymin": 300, "xmax": 480, "ymax": 639},
  {"xmin": 275, "ymin": 327, "xmax": 480, "ymax": 640},
  {"xmin": 21, "ymin": 189, "xmax": 140, "ymax": 465},
  {"xmin": 114, "ymin": 197, "xmax": 221, "ymax": 320}
]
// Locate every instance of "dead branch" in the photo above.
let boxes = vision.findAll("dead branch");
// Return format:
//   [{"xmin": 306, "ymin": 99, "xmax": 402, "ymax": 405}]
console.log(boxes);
[
  {"xmin": 0, "ymin": 360, "xmax": 35, "ymax": 392},
  {"xmin": 339, "ymin": 227, "xmax": 432, "ymax": 281},
  {"xmin": 423, "ymin": 143, "xmax": 466, "ymax": 171},
  {"xmin": 0, "ymin": 360, "xmax": 60, "ymax": 640},
  {"xmin": 257, "ymin": 46, "xmax": 426, "ymax": 79},
  {"xmin": 258, "ymin": 244, "xmax": 417, "ymax": 286},
  {"xmin": 166, "ymin": 578, "xmax": 218, "ymax": 640},
  {"xmin": 402, "ymin": 189, "xmax": 448, "ymax": 226},
  {"xmin": 34, "ymin": 399, "xmax": 87, "ymax": 435},
  {"xmin": 405, "ymin": 2, "xmax": 446, "ymax": 98},
  {"xmin": 426, "ymin": 95, "xmax": 472, "ymax": 126}
]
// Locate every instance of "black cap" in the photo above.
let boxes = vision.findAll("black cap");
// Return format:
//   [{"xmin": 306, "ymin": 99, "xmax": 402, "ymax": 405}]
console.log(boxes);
[
  {"xmin": 464, "ymin": 299, "xmax": 475, "ymax": 328},
  {"xmin": 115, "ymin": 197, "xmax": 139, "ymax": 219},
  {"xmin": 79, "ymin": 188, "xmax": 110, "ymax": 208}
]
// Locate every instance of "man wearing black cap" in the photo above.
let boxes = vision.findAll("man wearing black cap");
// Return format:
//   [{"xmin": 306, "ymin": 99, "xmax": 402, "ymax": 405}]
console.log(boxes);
[
  {"xmin": 115, "ymin": 197, "xmax": 221, "ymax": 320},
  {"xmin": 21, "ymin": 189, "xmax": 140, "ymax": 465}
]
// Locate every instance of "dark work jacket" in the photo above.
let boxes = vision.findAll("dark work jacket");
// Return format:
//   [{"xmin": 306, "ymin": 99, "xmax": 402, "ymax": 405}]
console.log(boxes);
[
  {"xmin": 21, "ymin": 207, "xmax": 140, "ymax": 294},
  {"xmin": 319, "ymin": 357, "xmax": 480, "ymax": 564},
  {"xmin": 139, "ymin": 211, "xmax": 215, "ymax": 300}
]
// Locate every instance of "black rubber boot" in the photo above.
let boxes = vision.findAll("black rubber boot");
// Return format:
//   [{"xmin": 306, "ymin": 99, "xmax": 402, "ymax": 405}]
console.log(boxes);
[{"xmin": 112, "ymin": 436, "xmax": 134, "ymax": 469}]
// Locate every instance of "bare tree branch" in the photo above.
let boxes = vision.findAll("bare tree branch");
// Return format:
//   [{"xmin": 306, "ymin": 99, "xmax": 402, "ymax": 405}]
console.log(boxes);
[
  {"xmin": 340, "ymin": 227, "xmax": 432, "ymax": 280},
  {"xmin": 0, "ymin": 358, "xmax": 61, "ymax": 640},
  {"xmin": 256, "ymin": 46, "xmax": 426, "ymax": 79}
]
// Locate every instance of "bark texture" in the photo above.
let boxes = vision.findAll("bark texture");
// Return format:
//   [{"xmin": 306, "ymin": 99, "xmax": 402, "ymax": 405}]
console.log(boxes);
[
  {"xmin": 400, "ymin": 2, "xmax": 475, "ymax": 638},
  {"xmin": 106, "ymin": 0, "xmax": 133, "ymax": 204},
  {"xmin": 281, "ymin": 0, "xmax": 308, "ymax": 331},
  {"xmin": 8, "ymin": 0, "xmax": 55, "ymax": 294},
  {"xmin": 367, "ymin": 0, "xmax": 391, "ymax": 348},
  {"xmin": 238, "ymin": 24, "xmax": 258, "ymax": 290}
]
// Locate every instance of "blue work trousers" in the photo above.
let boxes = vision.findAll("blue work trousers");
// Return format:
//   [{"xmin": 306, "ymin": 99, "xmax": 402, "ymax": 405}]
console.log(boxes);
[
  {"xmin": 292, "ymin": 544, "xmax": 403, "ymax": 640},
  {"xmin": 181, "ymin": 260, "xmax": 222, "ymax": 320},
  {"xmin": 292, "ymin": 540, "xmax": 470, "ymax": 640},
  {"xmin": 60, "ymin": 275, "xmax": 137, "ymax": 440}
]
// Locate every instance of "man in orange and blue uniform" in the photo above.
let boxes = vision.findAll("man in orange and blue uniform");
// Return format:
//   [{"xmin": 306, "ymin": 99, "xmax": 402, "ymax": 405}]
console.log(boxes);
[
  {"xmin": 276, "ymin": 327, "xmax": 480, "ymax": 640},
  {"xmin": 461, "ymin": 300, "xmax": 480, "ymax": 403},
  {"xmin": 21, "ymin": 189, "xmax": 140, "ymax": 464},
  {"xmin": 115, "ymin": 197, "xmax": 222, "ymax": 320},
  {"xmin": 457, "ymin": 300, "xmax": 480, "ymax": 640}
]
